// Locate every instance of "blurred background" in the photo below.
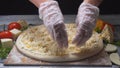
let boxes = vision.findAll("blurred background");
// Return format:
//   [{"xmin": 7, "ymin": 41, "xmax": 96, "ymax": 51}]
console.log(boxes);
[{"xmin": 0, "ymin": 0, "xmax": 120, "ymax": 15}]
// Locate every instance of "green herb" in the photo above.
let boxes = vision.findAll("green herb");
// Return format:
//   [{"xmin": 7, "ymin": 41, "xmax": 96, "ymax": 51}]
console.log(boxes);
[
  {"xmin": 103, "ymin": 39, "xmax": 109, "ymax": 44},
  {"xmin": 22, "ymin": 27, "xmax": 28, "ymax": 31},
  {"xmin": 112, "ymin": 40, "xmax": 120, "ymax": 46},
  {"xmin": 0, "ymin": 45, "xmax": 12, "ymax": 59},
  {"xmin": 94, "ymin": 27, "xmax": 102, "ymax": 33}
]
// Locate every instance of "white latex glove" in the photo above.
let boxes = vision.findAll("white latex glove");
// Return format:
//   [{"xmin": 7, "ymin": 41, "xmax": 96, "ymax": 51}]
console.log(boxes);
[
  {"xmin": 72, "ymin": 2, "xmax": 99, "ymax": 46},
  {"xmin": 39, "ymin": 0, "xmax": 68, "ymax": 48}
]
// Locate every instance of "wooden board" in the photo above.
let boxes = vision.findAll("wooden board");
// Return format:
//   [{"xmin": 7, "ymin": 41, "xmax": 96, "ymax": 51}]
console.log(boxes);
[{"xmin": 4, "ymin": 46, "xmax": 112, "ymax": 66}]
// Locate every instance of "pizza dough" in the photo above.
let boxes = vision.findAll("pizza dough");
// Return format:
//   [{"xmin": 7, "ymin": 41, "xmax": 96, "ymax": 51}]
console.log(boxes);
[{"xmin": 16, "ymin": 23, "xmax": 103, "ymax": 62}]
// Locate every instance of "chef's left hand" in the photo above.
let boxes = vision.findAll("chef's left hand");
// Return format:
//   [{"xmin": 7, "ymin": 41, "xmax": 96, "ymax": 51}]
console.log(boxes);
[{"xmin": 72, "ymin": 0, "xmax": 102, "ymax": 46}]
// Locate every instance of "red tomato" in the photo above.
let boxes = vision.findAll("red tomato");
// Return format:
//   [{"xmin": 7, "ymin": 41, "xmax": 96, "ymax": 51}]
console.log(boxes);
[
  {"xmin": 8, "ymin": 22, "xmax": 21, "ymax": 30},
  {"xmin": 0, "ymin": 31, "xmax": 13, "ymax": 39}
]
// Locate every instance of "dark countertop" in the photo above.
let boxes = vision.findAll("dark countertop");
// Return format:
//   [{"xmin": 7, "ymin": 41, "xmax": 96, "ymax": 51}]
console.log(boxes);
[{"xmin": 0, "ymin": 15, "xmax": 120, "ymax": 68}]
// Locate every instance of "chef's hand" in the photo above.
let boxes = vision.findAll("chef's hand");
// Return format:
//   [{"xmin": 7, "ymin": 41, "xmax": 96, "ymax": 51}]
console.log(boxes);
[
  {"xmin": 72, "ymin": 0, "xmax": 102, "ymax": 46},
  {"xmin": 29, "ymin": 0, "xmax": 68, "ymax": 48}
]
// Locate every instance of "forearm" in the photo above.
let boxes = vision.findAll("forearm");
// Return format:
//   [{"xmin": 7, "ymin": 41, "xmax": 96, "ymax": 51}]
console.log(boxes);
[
  {"xmin": 29, "ymin": 0, "xmax": 48, "ymax": 8},
  {"xmin": 84, "ymin": 0, "xmax": 103, "ymax": 6}
]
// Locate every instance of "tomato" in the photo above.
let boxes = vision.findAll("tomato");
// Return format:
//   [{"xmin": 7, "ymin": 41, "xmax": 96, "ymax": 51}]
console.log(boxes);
[
  {"xmin": 95, "ymin": 19, "xmax": 114, "ymax": 32},
  {"xmin": 8, "ymin": 22, "xmax": 21, "ymax": 30},
  {"xmin": 0, "ymin": 31, "xmax": 13, "ymax": 39},
  {"xmin": 95, "ymin": 19, "xmax": 105, "ymax": 31}
]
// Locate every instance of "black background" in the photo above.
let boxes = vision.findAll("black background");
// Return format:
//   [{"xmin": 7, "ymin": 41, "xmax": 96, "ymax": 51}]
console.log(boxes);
[{"xmin": 0, "ymin": 0, "xmax": 120, "ymax": 15}]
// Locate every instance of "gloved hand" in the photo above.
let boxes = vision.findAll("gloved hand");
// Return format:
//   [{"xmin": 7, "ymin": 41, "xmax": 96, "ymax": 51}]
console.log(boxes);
[
  {"xmin": 39, "ymin": 0, "xmax": 68, "ymax": 48},
  {"xmin": 72, "ymin": 2, "xmax": 99, "ymax": 46}
]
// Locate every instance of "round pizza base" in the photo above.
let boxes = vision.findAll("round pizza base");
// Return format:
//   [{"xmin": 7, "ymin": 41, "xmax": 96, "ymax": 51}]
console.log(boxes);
[{"xmin": 16, "ymin": 23, "xmax": 103, "ymax": 62}]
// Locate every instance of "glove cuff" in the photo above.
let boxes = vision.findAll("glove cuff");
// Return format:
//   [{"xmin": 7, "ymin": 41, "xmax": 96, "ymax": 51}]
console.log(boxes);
[
  {"xmin": 39, "ymin": 0, "xmax": 58, "ymax": 19},
  {"xmin": 76, "ymin": 2, "xmax": 99, "ymax": 25},
  {"xmin": 79, "ymin": 2, "xmax": 99, "ymax": 16}
]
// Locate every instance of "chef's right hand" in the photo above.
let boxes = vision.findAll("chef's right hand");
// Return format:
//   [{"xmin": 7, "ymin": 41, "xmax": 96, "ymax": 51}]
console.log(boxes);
[{"xmin": 38, "ymin": 0, "xmax": 68, "ymax": 48}]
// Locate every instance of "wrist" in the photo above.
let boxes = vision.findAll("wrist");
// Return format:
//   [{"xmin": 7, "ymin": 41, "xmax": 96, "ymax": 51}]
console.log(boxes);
[
  {"xmin": 29, "ymin": 0, "xmax": 48, "ymax": 8},
  {"xmin": 79, "ymin": 2, "xmax": 99, "ymax": 13},
  {"xmin": 76, "ymin": 2, "xmax": 100, "ymax": 27},
  {"xmin": 39, "ymin": 0, "xmax": 60, "ymax": 19},
  {"xmin": 83, "ymin": 0, "xmax": 103, "ymax": 6}
]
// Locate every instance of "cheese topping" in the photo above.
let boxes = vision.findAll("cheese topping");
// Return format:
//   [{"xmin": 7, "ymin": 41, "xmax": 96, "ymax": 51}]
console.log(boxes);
[{"xmin": 18, "ymin": 24, "xmax": 102, "ymax": 56}]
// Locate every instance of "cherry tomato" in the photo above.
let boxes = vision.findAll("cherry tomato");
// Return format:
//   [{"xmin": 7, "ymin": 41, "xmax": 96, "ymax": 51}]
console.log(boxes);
[
  {"xmin": 8, "ymin": 22, "xmax": 21, "ymax": 30},
  {"xmin": 0, "ymin": 31, "xmax": 13, "ymax": 39}
]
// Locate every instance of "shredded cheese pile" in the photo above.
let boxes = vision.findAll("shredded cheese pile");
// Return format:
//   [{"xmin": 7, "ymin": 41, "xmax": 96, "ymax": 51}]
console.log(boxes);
[{"xmin": 20, "ymin": 24, "xmax": 100, "ymax": 56}]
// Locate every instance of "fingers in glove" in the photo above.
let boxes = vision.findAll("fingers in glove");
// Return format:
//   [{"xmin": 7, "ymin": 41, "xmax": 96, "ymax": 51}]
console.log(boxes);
[
  {"xmin": 54, "ymin": 23, "xmax": 68, "ymax": 48},
  {"xmin": 78, "ymin": 30, "xmax": 92, "ymax": 45},
  {"xmin": 72, "ymin": 28, "xmax": 85, "ymax": 46},
  {"xmin": 72, "ymin": 27, "xmax": 93, "ymax": 46}
]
